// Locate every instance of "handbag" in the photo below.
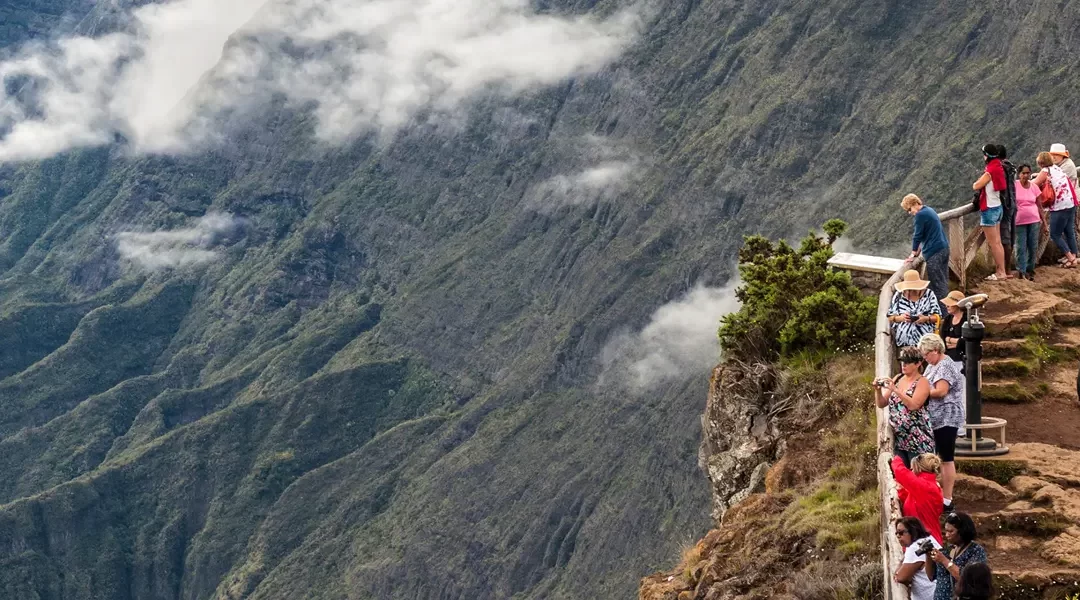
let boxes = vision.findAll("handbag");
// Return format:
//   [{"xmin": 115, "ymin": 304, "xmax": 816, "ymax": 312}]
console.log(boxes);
[{"xmin": 1040, "ymin": 176, "xmax": 1056, "ymax": 207}]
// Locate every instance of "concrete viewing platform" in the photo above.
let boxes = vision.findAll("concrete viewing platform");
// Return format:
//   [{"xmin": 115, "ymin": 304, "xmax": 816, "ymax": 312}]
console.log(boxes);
[
  {"xmin": 828, "ymin": 252, "xmax": 908, "ymax": 295},
  {"xmin": 828, "ymin": 252, "xmax": 908, "ymax": 275}
]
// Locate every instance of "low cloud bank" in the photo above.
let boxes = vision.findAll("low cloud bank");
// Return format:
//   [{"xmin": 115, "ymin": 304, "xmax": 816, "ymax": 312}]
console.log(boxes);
[
  {"xmin": 116, "ymin": 212, "xmax": 245, "ymax": 270},
  {"xmin": 525, "ymin": 136, "xmax": 644, "ymax": 212},
  {"xmin": 600, "ymin": 281, "xmax": 741, "ymax": 393},
  {"xmin": 0, "ymin": 0, "xmax": 641, "ymax": 161}
]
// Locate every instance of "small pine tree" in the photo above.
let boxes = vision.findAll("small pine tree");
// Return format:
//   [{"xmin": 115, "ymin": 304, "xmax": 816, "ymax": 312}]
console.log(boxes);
[{"xmin": 718, "ymin": 220, "xmax": 875, "ymax": 360}]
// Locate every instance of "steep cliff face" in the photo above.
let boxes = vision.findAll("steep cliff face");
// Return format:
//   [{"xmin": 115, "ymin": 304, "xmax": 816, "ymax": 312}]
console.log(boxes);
[
  {"xmin": 699, "ymin": 362, "xmax": 785, "ymax": 522},
  {"xmin": 1, "ymin": 0, "xmax": 1077, "ymax": 598},
  {"xmin": 642, "ymin": 354, "xmax": 881, "ymax": 600}
]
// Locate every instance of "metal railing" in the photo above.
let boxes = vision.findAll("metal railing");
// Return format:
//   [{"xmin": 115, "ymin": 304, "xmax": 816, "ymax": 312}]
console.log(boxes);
[{"xmin": 875, "ymin": 202, "xmax": 975, "ymax": 599}]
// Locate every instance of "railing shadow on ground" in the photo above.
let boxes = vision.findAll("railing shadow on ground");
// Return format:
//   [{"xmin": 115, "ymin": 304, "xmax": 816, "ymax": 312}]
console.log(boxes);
[{"xmin": 874, "ymin": 203, "xmax": 975, "ymax": 600}]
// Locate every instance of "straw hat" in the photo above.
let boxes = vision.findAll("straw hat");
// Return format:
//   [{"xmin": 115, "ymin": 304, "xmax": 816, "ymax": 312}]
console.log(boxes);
[
  {"xmin": 941, "ymin": 290, "xmax": 966, "ymax": 307},
  {"xmin": 1050, "ymin": 143, "xmax": 1070, "ymax": 158},
  {"xmin": 895, "ymin": 269, "xmax": 930, "ymax": 292}
]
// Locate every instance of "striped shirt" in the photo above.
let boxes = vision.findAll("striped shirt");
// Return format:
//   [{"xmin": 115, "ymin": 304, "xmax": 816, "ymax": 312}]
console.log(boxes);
[{"xmin": 887, "ymin": 290, "xmax": 941, "ymax": 347}]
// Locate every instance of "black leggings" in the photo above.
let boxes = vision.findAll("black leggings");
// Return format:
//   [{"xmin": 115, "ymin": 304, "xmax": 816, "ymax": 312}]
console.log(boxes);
[{"xmin": 934, "ymin": 427, "xmax": 958, "ymax": 462}]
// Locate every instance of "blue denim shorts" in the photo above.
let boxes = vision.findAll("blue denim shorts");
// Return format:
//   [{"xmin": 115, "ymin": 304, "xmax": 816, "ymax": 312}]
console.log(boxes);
[{"xmin": 980, "ymin": 205, "xmax": 1003, "ymax": 226}]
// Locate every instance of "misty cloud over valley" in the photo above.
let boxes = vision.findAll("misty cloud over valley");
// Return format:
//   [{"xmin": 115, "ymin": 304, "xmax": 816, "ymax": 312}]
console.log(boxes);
[{"xmin": 0, "ymin": 0, "xmax": 641, "ymax": 160}]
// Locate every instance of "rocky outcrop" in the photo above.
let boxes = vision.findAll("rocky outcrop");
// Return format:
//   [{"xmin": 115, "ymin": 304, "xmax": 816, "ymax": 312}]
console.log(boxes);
[{"xmin": 699, "ymin": 363, "xmax": 786, "ymax": 522}]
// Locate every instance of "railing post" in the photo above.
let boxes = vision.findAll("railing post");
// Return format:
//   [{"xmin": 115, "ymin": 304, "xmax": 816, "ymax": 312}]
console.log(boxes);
[{"xmin": 947, "ymin": 218, "xmax": 966, "ymax": 290}]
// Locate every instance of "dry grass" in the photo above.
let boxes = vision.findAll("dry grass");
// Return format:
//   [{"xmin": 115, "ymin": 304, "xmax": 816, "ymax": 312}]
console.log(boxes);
[{"xmin": 779, "ymin": 352, "xmax": 880, "ymax": 559}]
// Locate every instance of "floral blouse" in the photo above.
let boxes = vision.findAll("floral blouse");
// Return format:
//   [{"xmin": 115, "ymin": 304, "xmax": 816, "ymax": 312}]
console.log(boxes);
[
  {"xmin": 889, "ymin": 377, "xmax": 936, "ymax": 454},
  {"xmin": 933, "ymin": 543, "xmax": 987, "ymax": 600}
]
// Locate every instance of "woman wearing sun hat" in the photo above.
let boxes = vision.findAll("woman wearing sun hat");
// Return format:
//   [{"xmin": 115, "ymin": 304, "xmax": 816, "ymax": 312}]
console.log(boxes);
[
  {"xmin": 939, "ymin": 291, "xmax": 968, "ymax": 363},
  {"xmin": 1033, "ymin": 151, "xmax": 1080, "ymax": 267},
  {"xmin": 887, "ymin": 270, "xmax": 942, "ymax": 348},
  {"xmin": 1050, "ymin": 143, "xmax": 1077, "ymax": 189}
]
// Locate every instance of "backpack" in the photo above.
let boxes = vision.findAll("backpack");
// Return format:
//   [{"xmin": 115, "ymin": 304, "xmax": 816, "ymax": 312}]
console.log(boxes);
[{"xmin": 1001, "ymin": 159, "xmax": 1017, "ymax": 213}]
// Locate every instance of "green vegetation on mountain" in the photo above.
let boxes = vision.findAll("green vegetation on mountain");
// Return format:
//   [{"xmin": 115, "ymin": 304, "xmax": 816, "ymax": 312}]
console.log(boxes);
[
  {"xmin": 0, "ymin": 0, "xmax": 1070, "ymax": 598},
  {"xmin": 719, "ymin": 219, "xmax": 875, "ymax": 360}
]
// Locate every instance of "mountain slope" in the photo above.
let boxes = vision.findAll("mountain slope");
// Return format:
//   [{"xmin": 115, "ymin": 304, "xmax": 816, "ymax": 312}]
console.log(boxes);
[{"xmin": 2, "ymin": 0, "xmax": 1077, "ymax": 599}]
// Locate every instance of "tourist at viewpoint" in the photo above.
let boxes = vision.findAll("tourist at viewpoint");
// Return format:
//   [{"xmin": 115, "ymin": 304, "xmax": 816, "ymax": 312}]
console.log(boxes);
[
  {"xmin": 939, "ymin": 291, "xmax": 967, "ymax": 364},
  {"xmin": 956, "ymin": 563, "xmax": 994, "ymax": 600},
  {"xmin": 1050, "ymin": 143, "xmax": 1077, "ymax": 189},
  {"xmin": 972, "ymin": 144, "xmax": 1010, "ymax": 280},
  {"xmin": 902, "ymin": 193, "xmax": 950, "ymax": 305},
  {"xmin": 894, "ymin": 516, "xmax": 940, "ymax": 600},
  {"xmin": 925, "ymin": 512, "xmax": 988, "ymax": 600},
  {"xmin": 919, "ymin": 333, "xmax": 963, "ymax": 513},
  {"xmin": 875, "ymin": 346, "xmax": 935, "ymax": 467},
  {"xmin": 891, "ymin": 453, "xmax": 944, "ymax": 544},
  {"xmin": 1013, "ymin": 163, "xmax": 1043, "ymax": 280},
  {"xmin": 887, "ymin": 270, "xmax": 941, "ymax": 348},
  {"xmin": 1033, "ymin": 151, "xmax": 1079, "ymax": 268}
]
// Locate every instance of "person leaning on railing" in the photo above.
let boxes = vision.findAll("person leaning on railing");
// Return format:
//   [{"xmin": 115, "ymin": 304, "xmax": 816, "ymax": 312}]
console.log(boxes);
[
  {"xmin": 893, "ymin": 517, "xmax": 941, "ymax": 600},
  {"xmin": 902, "ymin": 193, "xmax": 950, "ymax": 305},
  {"xmin": 889, "ymin": 453, "xmax": 944, "ymax": 544},
  {"xmin": 925, "ymin": 512, "xmax": 987, "ymax": 600},
  {"xmin": 887, "ymin": 270, "xmax": 942, "ymax": 348}
]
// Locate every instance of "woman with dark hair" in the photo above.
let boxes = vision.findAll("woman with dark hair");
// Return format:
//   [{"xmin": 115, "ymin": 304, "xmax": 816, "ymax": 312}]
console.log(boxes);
[
  {"xmin": 925, "ymin": 512, "xmax": 988, "ymax": 600},
  {"xmin": 1014, "ymin": 163, "xmax": 1043, "ymax": 280},
  {"xmin": 956, "ymin": 562, "xmax": 994, "ymax": 600},
  {"xmin": 894, "ymin": 517, "xmax": 940, "ymax": 600},
  {"xmin": 973, "ymin": 144, "xmax": 1010, "ymax": 280},
  {"xmin": 875, "ymin": 346, "xmax": 935, "ymax": 467},
  {"xmin": 939, "ymin": 291, "xmax": 967, "ymax": 364}
]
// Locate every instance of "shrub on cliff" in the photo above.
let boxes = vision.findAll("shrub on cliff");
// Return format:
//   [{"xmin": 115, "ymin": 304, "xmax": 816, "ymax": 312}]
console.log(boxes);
[{"xmin": 718, "ymin": 219, "xmax": 875, "ymax": 360}]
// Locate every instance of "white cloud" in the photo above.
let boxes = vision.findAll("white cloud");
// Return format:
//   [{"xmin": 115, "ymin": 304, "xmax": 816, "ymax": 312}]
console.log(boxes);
[
  {"xmin": 600, "ymin": 281, "xmax": 741, "ymax": 393},
  {"xmin": 527, "ymin": 160, "xmax": 638, "ymax": 212},
  {"xmin": 115, "ymin": 212, "xmax": 245, "ymax": 271},
  {"xmin": 0, "ymin": 0, "xmax": 641, "ymax": 161}
]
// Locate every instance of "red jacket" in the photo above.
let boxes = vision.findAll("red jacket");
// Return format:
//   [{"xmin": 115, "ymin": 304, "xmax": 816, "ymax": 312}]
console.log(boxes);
[{"xmin": 891, "ymin": 455, "xmax": 943, "ymax": 543}]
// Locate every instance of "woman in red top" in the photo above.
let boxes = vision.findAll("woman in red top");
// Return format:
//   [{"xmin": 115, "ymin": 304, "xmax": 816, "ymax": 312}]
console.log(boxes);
[
  {"xmin": 973, "ymin": 144, "xmax": 1010, "ymax": 281},
  {"xmin": 891, "ymin": 453, "xmax": 944, "ymax": 543}
]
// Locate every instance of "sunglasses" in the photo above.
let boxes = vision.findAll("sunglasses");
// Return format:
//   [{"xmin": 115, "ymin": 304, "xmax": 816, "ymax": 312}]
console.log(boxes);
[
  {"xmin": 900, "ymin": 358, "xmax": 922, "ymax": 364},
  {"xmin": 895, "ymin": 529, "xmax": 909, "ymax": 537}
]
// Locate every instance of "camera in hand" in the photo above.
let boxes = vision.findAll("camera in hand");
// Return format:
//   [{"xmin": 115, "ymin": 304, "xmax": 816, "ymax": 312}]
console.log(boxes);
[{"xmin": 914, "ymin": 539, "xmax": 936, "ymax": 557}]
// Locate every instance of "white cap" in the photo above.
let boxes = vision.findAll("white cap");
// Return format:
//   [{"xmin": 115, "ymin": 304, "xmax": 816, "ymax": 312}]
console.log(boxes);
[{"xmin": 1050, "ymin": 143, "xmax": 1070, "ymax": 157}]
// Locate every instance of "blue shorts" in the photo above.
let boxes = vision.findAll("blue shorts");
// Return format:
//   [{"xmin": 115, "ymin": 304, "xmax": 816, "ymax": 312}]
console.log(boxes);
[{"xmin": 980, "ymin": 205, "xmax": 1003, "ymax": 226}]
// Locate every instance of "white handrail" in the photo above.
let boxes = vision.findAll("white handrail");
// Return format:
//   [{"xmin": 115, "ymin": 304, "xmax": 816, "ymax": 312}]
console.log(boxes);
[{"xmin": 875, "ymin": 202, "xmax": 974, "ymax": 599}]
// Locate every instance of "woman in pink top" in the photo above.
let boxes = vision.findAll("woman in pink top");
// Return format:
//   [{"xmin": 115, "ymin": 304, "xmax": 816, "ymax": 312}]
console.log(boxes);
[{"xmin": 1013, "ymin": 164, "xmax": 1043, "ymax": 280}]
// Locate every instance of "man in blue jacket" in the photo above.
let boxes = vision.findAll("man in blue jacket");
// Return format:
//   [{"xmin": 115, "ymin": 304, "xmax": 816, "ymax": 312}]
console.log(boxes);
[{"xmin": 902, "ymin": 193, "xmax": 950, "ymax": 309}]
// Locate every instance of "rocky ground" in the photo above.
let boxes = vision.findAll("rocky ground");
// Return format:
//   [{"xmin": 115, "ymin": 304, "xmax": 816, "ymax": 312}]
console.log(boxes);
[{"xmin": 956, "ymin": 265, "xmax": 1080, "ymax": 597}]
